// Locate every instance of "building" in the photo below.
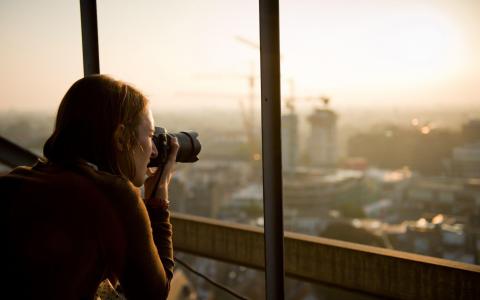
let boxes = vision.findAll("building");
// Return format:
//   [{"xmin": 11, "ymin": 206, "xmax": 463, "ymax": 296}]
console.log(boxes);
[
  {"xmin": 453, "ymin": 142, "xmax": 480, "ymax": 178},
  {"xmin": 462, "ymin": 118, "xmax": 480, "ymax": 143},
  {"xmin": 306, "ymin": 99, "xmax": 338, "ymax": 167},
  {"xmin": 281, "ymin": 112, "xmax": 299, "ymax": 172},
  {"xmin": 283, "ymin": 169, "xmax": 363, "ymax": 217},
  {"xmin": 452, "ymin": 119, "xmax": 480, "ymax": 178}
]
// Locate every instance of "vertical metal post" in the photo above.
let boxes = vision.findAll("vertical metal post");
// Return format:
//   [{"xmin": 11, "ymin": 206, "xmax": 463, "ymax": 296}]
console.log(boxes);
[
  {"xmin": 259, "ymin": 0, "xmax": 285, "ymax": 299},
  {"xmin": 80, "ymin": 0, "xmax": 100, "ymax": 76}
]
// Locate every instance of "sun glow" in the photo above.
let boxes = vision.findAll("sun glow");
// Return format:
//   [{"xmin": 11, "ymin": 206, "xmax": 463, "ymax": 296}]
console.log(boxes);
[
  {"xmin": 376, "ymin": 9, "xmax": 465, "ymax": 81},
  {"xmin": 0, "ymin": 0, "xmax": 478, "ymax": 111},
  {"xmin": 281, "ymin": 5, "xmax": 466, "ymax": 93}
]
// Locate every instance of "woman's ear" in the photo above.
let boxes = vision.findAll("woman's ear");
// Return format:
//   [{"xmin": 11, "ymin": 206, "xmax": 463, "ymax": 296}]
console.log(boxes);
[{"xmin": 114, "ymin": 124, "xmax": 126, "ymax": 151}]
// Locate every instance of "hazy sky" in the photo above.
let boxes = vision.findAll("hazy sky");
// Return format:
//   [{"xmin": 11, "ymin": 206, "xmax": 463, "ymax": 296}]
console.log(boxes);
[{"xmin": 1, "ymin": 0, "xmax": 479, "ymax": 112}]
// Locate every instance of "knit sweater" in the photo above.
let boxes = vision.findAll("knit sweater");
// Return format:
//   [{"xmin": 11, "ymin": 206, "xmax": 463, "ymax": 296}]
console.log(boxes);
[{"xmin": 0, "ymin": 160, "xmax": 174, "ymax": 300}]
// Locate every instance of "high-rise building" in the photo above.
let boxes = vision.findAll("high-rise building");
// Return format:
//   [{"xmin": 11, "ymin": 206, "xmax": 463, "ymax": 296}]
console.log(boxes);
[
  {"xmin": 307, "ymin": 99, "xmax": 338, "ymax": 167},
  {"xmin": 281, "ymin": 113, "xmax": 299, "ymax": 172},
  {"xmin": 453, "ymin": 119, "xmax": 480, "ymax": 178},
  {"xmin": 462, "ymin": 119, "xmax": 480, "ymax": 143}
]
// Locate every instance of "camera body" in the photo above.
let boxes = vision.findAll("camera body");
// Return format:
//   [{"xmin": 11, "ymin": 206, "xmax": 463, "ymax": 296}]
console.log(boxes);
[{"xmin": 148, "ymin": 127, "xmax": 201, "ymax": 167}]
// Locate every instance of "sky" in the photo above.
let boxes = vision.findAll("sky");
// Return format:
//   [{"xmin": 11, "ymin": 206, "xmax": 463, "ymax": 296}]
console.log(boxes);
[{"xmin": 0, "ymin": 0, "xmax": 479, "ymax": 113}]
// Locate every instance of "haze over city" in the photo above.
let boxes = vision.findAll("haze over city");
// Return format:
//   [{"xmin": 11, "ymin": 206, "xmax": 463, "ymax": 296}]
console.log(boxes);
[{"xmin": 1, "ymin": 0, "xmax": 479, "ymax": 113}]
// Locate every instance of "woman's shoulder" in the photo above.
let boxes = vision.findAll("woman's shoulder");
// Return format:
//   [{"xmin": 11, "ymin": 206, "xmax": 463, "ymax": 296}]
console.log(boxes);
[
  {"xmin": 2, "ymin": 160, "xmax": 145, "ymax": 218},
  {"xmin": 74, "ymin": 163, "xmax": 151, "ymax": 232},
  {"xmin": 0, "ymin": 163, "xmax": 56, "ymax": 192},
  {"xmin": 73, "ymin": 162, "xmax": 141, "ymax": 202},
  {"xmin": 5, "ymin": 160, "xmax": 136, "ymax": 197}
]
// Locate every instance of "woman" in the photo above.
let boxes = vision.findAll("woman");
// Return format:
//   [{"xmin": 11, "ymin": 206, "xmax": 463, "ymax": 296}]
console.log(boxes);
[{"xmin": 0, "ymin": 75, "xmax": 177, "ymax": 299}]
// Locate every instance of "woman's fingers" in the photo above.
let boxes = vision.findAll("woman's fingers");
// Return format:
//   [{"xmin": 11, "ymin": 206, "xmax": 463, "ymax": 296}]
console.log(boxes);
[
  {"xmin": 167, "ymin": 136, "xmax": 179, "ymax": 161},
  {"xmin": 158, "ymin": 137, "xmax": 179, "ymax": 185},
  {"xmin": 144, "ymin": 137, "xmax": 179, "ymax": 202},
  {"xmin": 144, "ymin": 167, "xmax": 162, "ymax": 199},
  {"xmin": 161, "ymin": 137, "xmax": 179, "ymax": 177}
]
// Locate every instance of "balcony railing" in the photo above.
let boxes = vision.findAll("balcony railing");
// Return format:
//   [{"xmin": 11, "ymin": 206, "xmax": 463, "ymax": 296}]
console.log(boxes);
[{"xmin": 172, "ymin": 212, "xmax": 480, "ymax": 300}]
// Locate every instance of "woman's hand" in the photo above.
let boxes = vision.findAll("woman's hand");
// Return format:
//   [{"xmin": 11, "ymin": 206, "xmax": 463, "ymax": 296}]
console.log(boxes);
[{"xmin": 144, "ymin": 136, "xmax": 179, "ymax": 207}]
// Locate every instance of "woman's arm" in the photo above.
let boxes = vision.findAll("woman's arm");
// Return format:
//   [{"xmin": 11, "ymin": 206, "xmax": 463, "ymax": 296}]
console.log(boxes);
[
  {"xmin": 119, "ymin": 137, "xmax": 179, "ymax": 299},
  {"xmin": 118, "ymin": 191, "xmax": 172, "ymax": 300},
  {"xmin": 143, "ymin": 136, "xmax": 179, "ymax": 280}
]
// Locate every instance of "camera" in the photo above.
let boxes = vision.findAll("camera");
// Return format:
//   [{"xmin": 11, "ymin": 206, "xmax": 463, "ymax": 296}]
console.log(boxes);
[{"xmin": 148, "ymin": 127, "xmax": 201, "ymax": 167}]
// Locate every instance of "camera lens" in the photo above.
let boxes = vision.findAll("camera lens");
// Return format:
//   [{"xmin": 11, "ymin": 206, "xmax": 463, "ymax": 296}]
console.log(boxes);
[
  {"xmin": 171, "ymin": 131, "xmax": 201, "ymax": 163},
  {"xmin": 148, "ymin": 127, "xmax": 201, "ymax": 167}
]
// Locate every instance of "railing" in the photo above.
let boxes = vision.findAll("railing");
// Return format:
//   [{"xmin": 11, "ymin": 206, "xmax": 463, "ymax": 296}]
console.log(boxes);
[
  {"xmin": 0, "ymin": 136, "xmax": 38, "ymax": 168},
  {"xmin": 172, "ymin": 212, "xmax": 480, "ymax": 300}
]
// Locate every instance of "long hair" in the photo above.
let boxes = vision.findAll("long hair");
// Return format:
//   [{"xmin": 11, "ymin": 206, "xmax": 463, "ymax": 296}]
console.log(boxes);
[{"xmin": 43, "ymin": 75, "xmax": 148, "ymax": 180}]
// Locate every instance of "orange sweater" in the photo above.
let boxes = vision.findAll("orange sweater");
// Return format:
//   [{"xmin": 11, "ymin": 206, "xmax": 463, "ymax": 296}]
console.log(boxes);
[{"xmin": 0, "ymin": 161, "xmax": 174, "ymax": 300}]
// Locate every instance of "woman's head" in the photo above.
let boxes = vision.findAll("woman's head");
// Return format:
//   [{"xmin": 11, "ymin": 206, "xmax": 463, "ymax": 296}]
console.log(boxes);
[{"xmin": 44, "ymin": 75, "xmax": 157, "ymax": 186}]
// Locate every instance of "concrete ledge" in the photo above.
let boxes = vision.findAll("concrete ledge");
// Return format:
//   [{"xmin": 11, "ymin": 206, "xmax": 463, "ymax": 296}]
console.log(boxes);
[{"xmin": 172, "ymin": 212, "xmax": 480, "ymax": 300}]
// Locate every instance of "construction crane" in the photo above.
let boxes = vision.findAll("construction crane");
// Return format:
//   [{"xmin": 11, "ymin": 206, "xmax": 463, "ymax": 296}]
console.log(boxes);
[
  {"xmin": 284, "ymin": 86, "xmax": 331, "ymax": 113},
  {"xmin": 236, "ymin": 36, "xmax": 294, "ymax": 114},
  {"xmin": 235, "ymin": 35, "xmax": 331, "ymax": 109},
  {"xmin": 235, "ymin": 35, "xmax": 284, "ymax": 60},
  {"xmin": 309, "ymin": 95, "xmax": 331, "ymax": 109},
  {"xmin": 234, "ymin": 63, "xmax": 261, "ymax": 162},
  {"xmin": 232, "ymin": 36, "xmax": 264, "ymax": 162},
  {"xmin": 193, "ymin": 69, "xmax": 261, "ymax": 162}
]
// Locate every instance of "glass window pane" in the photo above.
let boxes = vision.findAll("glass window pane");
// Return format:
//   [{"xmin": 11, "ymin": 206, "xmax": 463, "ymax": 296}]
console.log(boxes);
[
  {"xmin": 98, "ymin": 0, "xmax": 263, "ymax": 224},
  {"xmin": 280, "ymin": 0, "xmax": 480, "ymax": 265},
  {"xmin": 0, "ymin": 0, "xmax": 83, "ymax": 156}
]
